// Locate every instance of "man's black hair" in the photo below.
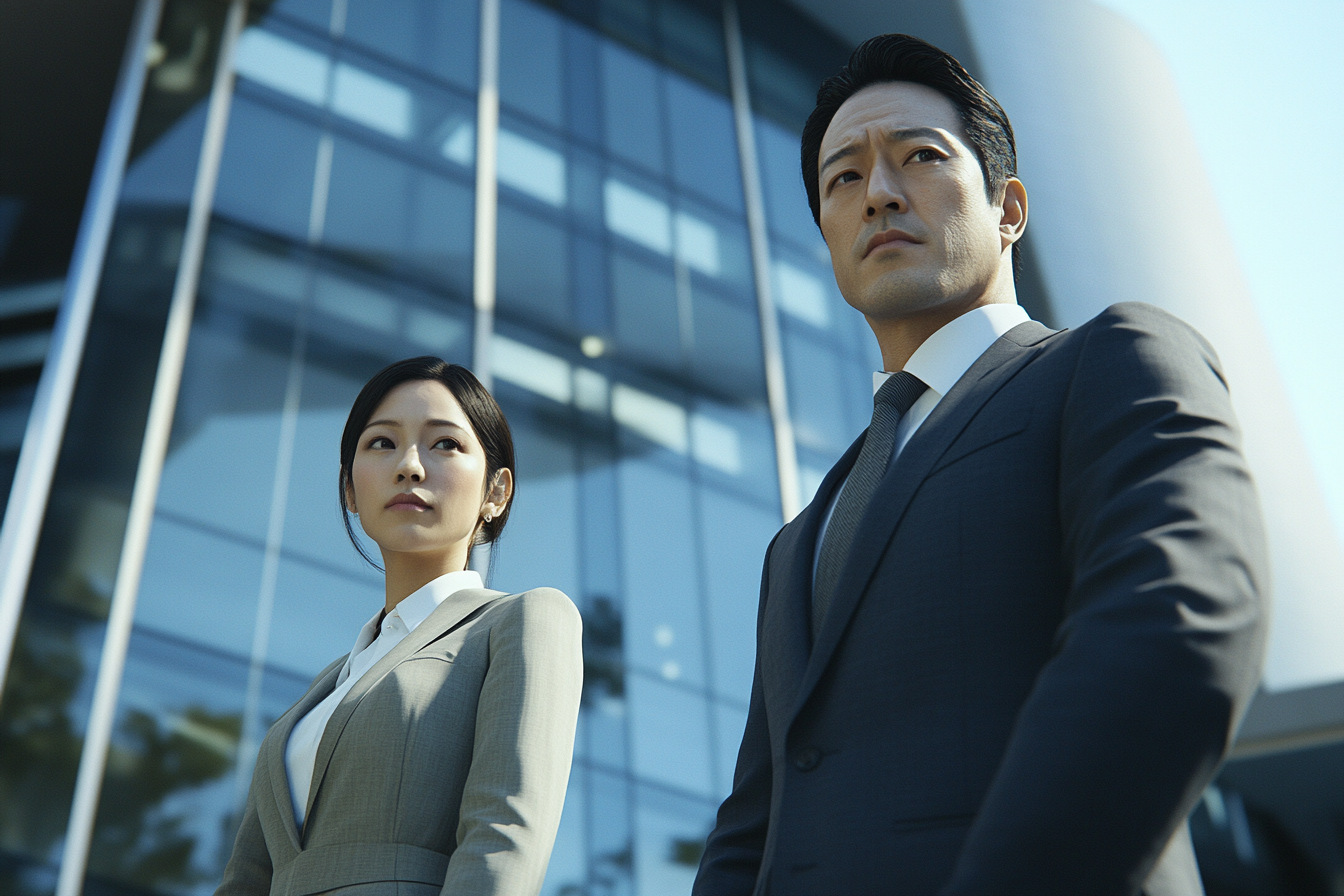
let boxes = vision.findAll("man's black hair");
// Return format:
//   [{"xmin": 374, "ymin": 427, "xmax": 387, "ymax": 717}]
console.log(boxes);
[{"xmin": 801, "ymin": 33, "xmax": 1019, "ymax": 266}]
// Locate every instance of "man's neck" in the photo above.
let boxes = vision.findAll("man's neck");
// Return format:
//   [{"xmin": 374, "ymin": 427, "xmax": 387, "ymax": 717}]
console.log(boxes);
[{"xmin": 869, "ymin": 293, "xmax": 1018, "ymax": 372}]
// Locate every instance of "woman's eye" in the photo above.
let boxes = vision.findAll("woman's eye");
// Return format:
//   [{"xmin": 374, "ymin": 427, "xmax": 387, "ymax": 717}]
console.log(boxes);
[
  {"xmin": 433, "ymin": 438, "xmax": 460, "ymax": 451},
  {"xmin": 367, "ymin": 436, "xmax": 393, "ymax": 450}
]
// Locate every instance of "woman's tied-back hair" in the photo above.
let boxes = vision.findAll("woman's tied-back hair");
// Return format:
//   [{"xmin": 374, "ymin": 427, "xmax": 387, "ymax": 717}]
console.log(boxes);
[
  {"xmin": 800, "ymin": 33, "xmax": 1019, "ymax": 267},
  {"xmin": 338, "ymin": 356, "xmax": 516, "ymax": 570}
]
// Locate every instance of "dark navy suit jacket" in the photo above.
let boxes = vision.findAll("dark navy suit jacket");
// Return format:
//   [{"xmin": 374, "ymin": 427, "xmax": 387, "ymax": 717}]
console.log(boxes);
[{"xmin": 693, "ymin": 303, "xmax": 1268, "ymax": 896}]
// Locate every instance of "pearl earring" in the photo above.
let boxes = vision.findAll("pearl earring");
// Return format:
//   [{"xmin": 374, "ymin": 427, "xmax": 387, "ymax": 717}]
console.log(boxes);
[{"xmin": 484, "ymin": 512, "xmax": 493, "ymax": 523}]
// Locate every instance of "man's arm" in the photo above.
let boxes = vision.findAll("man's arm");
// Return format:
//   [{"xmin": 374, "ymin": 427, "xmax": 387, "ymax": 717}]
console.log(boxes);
[
  {"xmin": 694, "ymin": 534, "xmax": 783, "ymax": 896},
  {"xmin": 944, "ymin": 303, "xmax": 1269, "ymax": 894}
]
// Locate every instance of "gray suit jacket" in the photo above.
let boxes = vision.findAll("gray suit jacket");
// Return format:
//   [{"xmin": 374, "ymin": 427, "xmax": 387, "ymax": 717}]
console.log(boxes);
[
  {"xmin": 217, "ymin": 586, "xmax": 583, "ymax": 896},
  {"xmin": 695, "ymin": 303, "xmax": 1268, "ymax": 895}
]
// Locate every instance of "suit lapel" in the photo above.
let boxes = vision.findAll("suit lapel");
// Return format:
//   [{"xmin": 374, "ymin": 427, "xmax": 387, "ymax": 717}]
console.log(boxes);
[
  {"xmin": 265, "ymin": 658, "xmax": 344, "ymax": 851},
  {"xmin": 761, "ymin": 433, "xmax": 863, "ymax": 728},
  {"xmin": 302, "ymin": 586, "xmax": 505, "ymax": 827},
  {"xmin": 795, "ymin": 322, "xmax": 1055, "ymax": 717}
]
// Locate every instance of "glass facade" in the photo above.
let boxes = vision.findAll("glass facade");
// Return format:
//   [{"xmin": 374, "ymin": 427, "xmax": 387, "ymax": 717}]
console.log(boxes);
[
  {"xmin": 4, "ymin": 0, "xmax": 1343, "ymax": 894},
  {"xmin": 0, "ymin": 1, "xmax": 864, "ymax": 893}
]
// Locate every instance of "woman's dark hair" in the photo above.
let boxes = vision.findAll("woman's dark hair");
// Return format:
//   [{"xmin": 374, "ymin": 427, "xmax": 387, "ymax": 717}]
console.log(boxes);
[
  {"xmin": 338, "ymin": 357, "xmax": 515, "ymax": 570},
  {"xmin": 800, "ymin": 33, "xmax": 1020, "ymax": 268}
]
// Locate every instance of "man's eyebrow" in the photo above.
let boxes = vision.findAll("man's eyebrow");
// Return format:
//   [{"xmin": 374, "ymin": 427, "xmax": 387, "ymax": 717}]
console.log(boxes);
[
  {"xmin": 820, "ymin": 144, "xmax": 860, "ymax": 175},
  {"xmin": 820, "ymin": 126, "xmax": 951, "ymax": 175},
  {"xmin": 884, "ymin": 126, "xmax": 948, "ymax": 145}
]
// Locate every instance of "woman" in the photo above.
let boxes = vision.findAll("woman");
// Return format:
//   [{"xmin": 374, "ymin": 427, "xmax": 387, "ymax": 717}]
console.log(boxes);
[{"xmin": 218, "ymin": 357, "xmax": 583, "ymax": 895}]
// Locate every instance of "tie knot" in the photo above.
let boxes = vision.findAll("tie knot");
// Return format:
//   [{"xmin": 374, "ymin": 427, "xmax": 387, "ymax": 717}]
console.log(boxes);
[{"xmin": 874, "ymin": 371, "xmax": 926, "ymax": 417}]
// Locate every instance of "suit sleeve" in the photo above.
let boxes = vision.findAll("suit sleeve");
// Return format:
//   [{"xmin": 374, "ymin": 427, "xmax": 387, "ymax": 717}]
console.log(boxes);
[
  {"xmin": 693, "ymin": 533, "xmax": 782, "ymax": 896},
  {"xmin": 214, "ymin": 783, "xmax": 272, "ymax": 895},
  {"xmin": 944, "ymin": 303, "xmax": 1269, "ymax": 895},
  {"xmin": 441, "ymin": 588, "xmax": 584, "ymax": 896}
]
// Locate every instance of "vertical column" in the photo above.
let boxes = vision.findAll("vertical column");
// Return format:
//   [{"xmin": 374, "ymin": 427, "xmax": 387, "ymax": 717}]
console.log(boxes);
[
  {"xmin": 54, "ymin": 2, "xmax": 249, "ymax": 893},
  {"xmin": 722, "ymin": 0, "xmax": 801, "ymax": 522},
  {"xmin": 472, "ymin": 0, "xmax": 502, "ymax": 391},
  {"xmin": 470, "ymin": 0, "xmax": 502, "ymax": 578},
  {"xmin": 0, "ymin": 0, "xmax": 164, "ymax": 700}
]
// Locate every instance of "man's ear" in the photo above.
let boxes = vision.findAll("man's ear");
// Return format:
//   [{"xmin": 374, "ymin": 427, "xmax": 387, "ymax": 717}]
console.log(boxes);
[{"xmin": 998, "ymin": 177, "xmax": 1028, "ymax": 250}]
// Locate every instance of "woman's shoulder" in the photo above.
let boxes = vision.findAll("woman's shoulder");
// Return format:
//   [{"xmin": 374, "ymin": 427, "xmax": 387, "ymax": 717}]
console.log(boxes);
[{"xmin": 486, "ymin": 586, "xmax": 582, "ymax": 634}]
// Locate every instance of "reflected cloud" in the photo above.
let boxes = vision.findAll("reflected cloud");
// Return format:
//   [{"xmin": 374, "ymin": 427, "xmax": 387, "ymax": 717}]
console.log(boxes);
[
  {"xmin": 492, "ymin": 334, "xmax": 574, "ymax": 404},
  {"xmin": 772, "ymin": 259, "xmax": 830, "ymax": 328},
  {"xmin": 690, "ymin": 414, "xmax": 741, "ymax": 475},
  {"xmin": 604, "ymin": 179, "xmax": 721, "ymax": 276},
  {"xmin": 498, "ymin": 130, "xmax": 566, "ymax": 207},
  {"xmin": 439, "ymin": 120, "xmax": 474, "ymax": 166},
  {"xmin": 234, "ymin": 28, "xmax": 413, "ymax": 140},
  {"xmin": 331, "ymin": 64, "xmax": 412, "ymax": 139},
  {"xmin": 612, "ymin": 384, "xmax": 688, "ymax": 455}
]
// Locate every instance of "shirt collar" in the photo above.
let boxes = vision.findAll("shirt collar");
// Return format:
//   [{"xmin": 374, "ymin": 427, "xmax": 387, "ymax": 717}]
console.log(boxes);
[
  {"xmin": 874, "ymin": 303, "xmax": 1031, "ymax": 397},
  {"xmin": 391, "ymin": 569, "xmax": 484, "ymax": 634}
]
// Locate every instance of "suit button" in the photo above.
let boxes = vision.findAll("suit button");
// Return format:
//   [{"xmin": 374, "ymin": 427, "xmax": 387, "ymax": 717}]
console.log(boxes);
[{"xmin": 793, "ymin": 747, "xmax": 821, "ymax": 772}]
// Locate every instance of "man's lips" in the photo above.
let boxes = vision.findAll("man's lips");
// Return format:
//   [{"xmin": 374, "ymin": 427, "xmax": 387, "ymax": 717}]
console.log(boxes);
[
  {"xmin": 865, "ymin": 229, "xmax": 921, "ymax": 257},
  {"xmin": 386, "ymin": 493, "xmax": 431, "ymax": 510}
]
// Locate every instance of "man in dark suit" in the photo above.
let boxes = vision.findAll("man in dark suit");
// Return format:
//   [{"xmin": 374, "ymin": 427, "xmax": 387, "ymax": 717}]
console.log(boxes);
[{"xmin": 693, "ymin": 33, "xmax": 1268, "ymax": 896}]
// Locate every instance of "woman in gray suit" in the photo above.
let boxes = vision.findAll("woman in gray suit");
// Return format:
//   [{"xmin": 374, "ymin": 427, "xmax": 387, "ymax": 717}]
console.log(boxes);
[{"xmin": 218, "ymin": 357, "xmax": 583, "ymax": 896}]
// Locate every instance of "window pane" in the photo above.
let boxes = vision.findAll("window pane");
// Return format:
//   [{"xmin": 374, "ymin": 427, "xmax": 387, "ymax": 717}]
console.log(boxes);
[
  {"xmin": 627, "ymin": 674, "xmax": 712, "ymax": 796},
  {"xmin": 618, "ymin": 456, "xmax": 705, "ymax": 686},
  {"xmin": 601, "ymin": 40, "xmax": 666, "ymax": 176},
  {"xmin": 214, "ymin": 97, "xmax": 320, "ymax": 243},
  {"xmin": 343, "ymin": 0, "xmax": 478, "ymax": 91},
  {"xmin": 501, "ymin": 0, "xmax": 564, "ymax": 127},
  {"xmin": 664, "ymin": 72, "xmax": 743, "ymax": 214}
]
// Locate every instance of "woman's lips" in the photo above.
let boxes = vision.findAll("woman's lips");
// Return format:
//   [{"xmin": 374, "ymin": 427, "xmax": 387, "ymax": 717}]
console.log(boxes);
[{"xmin": 386, "ymin": 494, "xmax": 431, "ymax": 510}]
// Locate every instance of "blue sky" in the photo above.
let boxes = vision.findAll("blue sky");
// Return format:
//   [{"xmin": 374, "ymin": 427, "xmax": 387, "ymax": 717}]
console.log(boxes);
[{"xmin": 1090, "ymin": 0, "xmax": 1344, "ymax": 541}]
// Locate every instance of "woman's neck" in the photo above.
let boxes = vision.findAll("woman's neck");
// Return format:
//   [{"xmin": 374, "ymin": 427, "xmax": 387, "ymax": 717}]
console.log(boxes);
[{"xmin": 381, "ymin": 549, "xmax": 470, "ymax": 612}]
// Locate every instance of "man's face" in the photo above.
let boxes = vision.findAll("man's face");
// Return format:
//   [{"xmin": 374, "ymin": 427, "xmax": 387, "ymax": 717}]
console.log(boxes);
[{"xmin": 817, "ymin": 81, "xmax": 1020, "ymax": 327}]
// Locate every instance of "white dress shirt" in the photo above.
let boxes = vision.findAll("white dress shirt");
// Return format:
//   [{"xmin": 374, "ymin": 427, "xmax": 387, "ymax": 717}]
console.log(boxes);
[
  {"xmin": 813, "ymin": 303, "xmax": 1032, "ymax": 579},
  {"xmin": 284, "ymin": 569, "xmax": 483, "ymax": 826}
]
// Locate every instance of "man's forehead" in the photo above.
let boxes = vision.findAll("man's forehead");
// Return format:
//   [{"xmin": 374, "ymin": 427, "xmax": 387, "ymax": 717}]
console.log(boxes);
[{"xmin": 821, "ymin": 81, "xmax": 965, "ymax": 152}]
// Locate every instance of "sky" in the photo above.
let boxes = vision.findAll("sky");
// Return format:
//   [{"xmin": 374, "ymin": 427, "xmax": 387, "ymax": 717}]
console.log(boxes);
[{"xmin": 1088, "ymin": 0, "xmax": 1344, "ymax": 542}]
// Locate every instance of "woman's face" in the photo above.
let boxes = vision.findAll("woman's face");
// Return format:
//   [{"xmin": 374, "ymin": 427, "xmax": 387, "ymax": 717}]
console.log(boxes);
[{"xmin": 346, "ymin": 379, "xmax": 508, "ymax": 570}]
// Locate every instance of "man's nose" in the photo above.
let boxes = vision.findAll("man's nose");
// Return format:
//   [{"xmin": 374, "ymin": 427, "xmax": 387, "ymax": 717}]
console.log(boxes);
[{"xmin": 864, "ymin": 162, "xmax": 906, "ymax": 218}]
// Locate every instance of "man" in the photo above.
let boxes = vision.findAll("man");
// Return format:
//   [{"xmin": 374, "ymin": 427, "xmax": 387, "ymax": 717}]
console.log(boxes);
[{"xmin": 693, "ymin": 33, "xmax": 1267, "ymax": 896}]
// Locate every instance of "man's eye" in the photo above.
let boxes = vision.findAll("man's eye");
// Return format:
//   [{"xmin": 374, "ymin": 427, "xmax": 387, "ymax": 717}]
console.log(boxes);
[
  {"xmin": 911, "ymin": 149, "xmax": 942, "ymax": 163},
  {"xmin": 836, "ymin": 171, "xmax": 861, "ymax": 184}
]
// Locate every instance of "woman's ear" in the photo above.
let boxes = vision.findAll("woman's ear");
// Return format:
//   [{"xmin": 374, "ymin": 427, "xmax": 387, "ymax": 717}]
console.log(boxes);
[
  {"xmin": 343, "ymin": 475, "xmax": 358, "ymax": 515},
  {"xmin": 482, "ymin": 468, "xmax": 513, "ymax": 520}
]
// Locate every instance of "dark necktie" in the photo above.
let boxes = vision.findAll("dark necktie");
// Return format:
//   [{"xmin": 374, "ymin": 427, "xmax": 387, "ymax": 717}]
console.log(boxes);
[{"xmin": 812, "ymin": 371, "xmax": 927, "ymax": 641}]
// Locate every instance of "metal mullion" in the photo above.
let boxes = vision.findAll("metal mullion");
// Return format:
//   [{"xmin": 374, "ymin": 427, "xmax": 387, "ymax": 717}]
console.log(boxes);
[
  {"xmin": 0, "ymin": 0, "xmax": 165, "ymax": 702},
  {"xmin": 469, "ymin": 0, "xmax": 501, "ymax": 579},
  {"xmin": 54, "ymin": 3, "xmax": 249, "ymax": 893},
  {"xmin": 723, "ymin": 0, "xmax": 801, "ymax": 523},
  {"xmin": 471, "ymin": 0, "xmax": 502, "ymax": 391}
]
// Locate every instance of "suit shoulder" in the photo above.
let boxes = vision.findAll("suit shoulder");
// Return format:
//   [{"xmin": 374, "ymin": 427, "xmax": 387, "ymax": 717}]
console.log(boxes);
[
  {"xmin": 1086, "ymin": 302, "xmax": 1209, "ymax": 345},
  {"xmin": 1070, "ymin": 302, "xmax": 1221, "ymax": 371},
  {"xmin": 493, "ymin": 587, "xmax": 582, "ymax": 632}
]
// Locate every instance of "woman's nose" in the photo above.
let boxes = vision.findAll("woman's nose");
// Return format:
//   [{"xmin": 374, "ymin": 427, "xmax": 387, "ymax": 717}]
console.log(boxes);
[{"xmin": 396, "ymin": 447, "xmax": 424, "ymax": 482}]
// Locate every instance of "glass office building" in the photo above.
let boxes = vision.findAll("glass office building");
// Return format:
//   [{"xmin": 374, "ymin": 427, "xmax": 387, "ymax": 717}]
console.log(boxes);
[
  {"xmin": 0, "ymin": 1, "xmax": 1339, "ymax": 894},
  {"xmin": 0, "ymin": 0, "xmax": 884, "ymax": 893}
]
